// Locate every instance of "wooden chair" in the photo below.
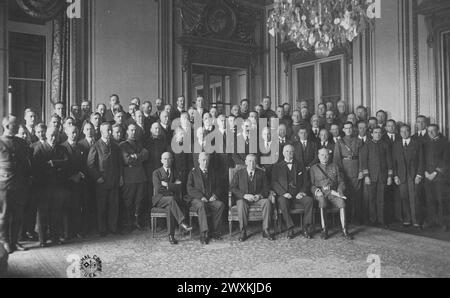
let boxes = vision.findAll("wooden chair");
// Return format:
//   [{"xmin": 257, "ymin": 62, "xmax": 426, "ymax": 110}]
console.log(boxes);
[
  {"xmin": 313, "ymin": 207, "xmax": 341, "ymax": 229},
  {"xmin": 276, "ymin": 208, "xmax": 306, "ymax": 233},
  {"xmin": 150, "ymin": 187, "xmax": 183, "ymax": 238},
  {"xmin": 188, "ymin": 206, "xmax": 211, "ymax": 239},
  {"xmin": 227, "ymin": 169, "xmax": 277, "ymax": 239}
]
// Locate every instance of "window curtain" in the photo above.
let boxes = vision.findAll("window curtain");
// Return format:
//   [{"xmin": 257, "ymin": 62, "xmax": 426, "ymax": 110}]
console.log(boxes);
[{"xmin": 50, "ymin": 12, "xmax": 70, "ymax": 109}]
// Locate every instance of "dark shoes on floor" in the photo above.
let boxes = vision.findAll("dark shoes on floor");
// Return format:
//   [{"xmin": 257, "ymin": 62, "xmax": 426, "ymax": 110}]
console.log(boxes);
[
  {"xmin": 262, "ymin": 230, "xmax": 275, "ymax": 241},
  {"xmin": 320, "ymin": 229, "xmax": 329, "ymax": 240},
  {"xmin": 169, "ymin": 235, "xmax": 178, "ymax": 245},
  {"xmin": 342, "ymin": 229, "xmax": 353, "ymax": 240},
  {"xmin": 238, "ymin": 230, "xmax": 248, "ymax": 242},
  {"xmin": 200, "ymin": 233, "xmax": 209, "ymax": 245}
]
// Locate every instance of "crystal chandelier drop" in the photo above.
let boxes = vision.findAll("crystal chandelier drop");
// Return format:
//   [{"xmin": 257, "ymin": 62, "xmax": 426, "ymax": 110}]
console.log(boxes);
[{"xmin": 267, "ymin": 0, "xmax": 377, "ymax": 58}]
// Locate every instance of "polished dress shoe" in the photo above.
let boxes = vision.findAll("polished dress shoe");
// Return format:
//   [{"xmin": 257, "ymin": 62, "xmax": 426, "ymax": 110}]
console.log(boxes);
[
  {"xmin": 180, "ymin": 222, "xmax": 193, "ymax": 232},
  {"xmin": 320, "ymin": 229, "xmax": 328, "ymax": 240},
  {"xmin": 342, "ymin": 229, "xmax": 353, "ymax": 240},
  {"xmin": 262, "ymin": 230, "xmax": 275, "ymax": 241},
  {"xmin": 200, "ymin": 233, "xmax": 209, "ymax": 245},
  {"xmin": 169, "ymin": 235, "xmax": 178, "ymax": 245},
  {"xmin": 287, "ymin": 228, "xmax": 295, "ymax": 240},
  {"xmin": 3, "ymin": 243, "xmax": 13, "ymax": 254},
  {"xmin": 303, "ymin": 230, "xmax": 312, "ymax": 239},
  {"xmin": 14, "ymin": 243, "xmax": 28, "ymax": 252},
  {"xmin": 238, "ymin": 231, "xmax": 248, "ymax": 242},
  {"xmin": 211, "ymin": 233, "xmax": 222, "ymax": 241}
]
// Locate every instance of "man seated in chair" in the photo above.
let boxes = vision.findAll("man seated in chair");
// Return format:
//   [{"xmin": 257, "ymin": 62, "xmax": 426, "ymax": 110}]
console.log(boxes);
[
  {"xmin": 186, "ymin": 153, "xmax": 225, "ymax": 245},
  {"xmin": 152, "ymin": 152, "xmax": 193, "ymax": 245},
  {"xmin": 272, "ymin": 145, "xmax": 314, "ymax": 240},
  {"xmin": 230, "ymin": 154, "xmax": 275, "ymax": 242},
  {"xmin": 310, "ymin": 148, "xmax": 353, "ymax": 240}
]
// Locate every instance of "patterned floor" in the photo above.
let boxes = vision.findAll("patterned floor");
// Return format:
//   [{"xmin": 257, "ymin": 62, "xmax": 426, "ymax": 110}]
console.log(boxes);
[{"xmin": 5, "ymin": 225, "xmax": 450, "ymax": 278}]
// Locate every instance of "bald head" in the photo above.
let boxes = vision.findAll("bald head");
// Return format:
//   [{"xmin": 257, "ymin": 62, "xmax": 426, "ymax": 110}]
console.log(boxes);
[{"xmin": 2, "ymin": 116, "xmax": 19, "ymax": 136}]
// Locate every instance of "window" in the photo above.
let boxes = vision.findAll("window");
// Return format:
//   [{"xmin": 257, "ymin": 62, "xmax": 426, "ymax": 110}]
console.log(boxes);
[
  {"xmin": 292, "ymin": 55, "xmax": 344, "ymax": 113},
  {"xmin": 8, "ymin": 32, "xmax": 46, "ymax": 118}
]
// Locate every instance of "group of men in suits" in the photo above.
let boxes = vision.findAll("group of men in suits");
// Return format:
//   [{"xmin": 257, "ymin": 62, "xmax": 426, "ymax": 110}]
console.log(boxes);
[{"xmin": 1, "ymin": 94, "xmax": 449, "ymax": 253}]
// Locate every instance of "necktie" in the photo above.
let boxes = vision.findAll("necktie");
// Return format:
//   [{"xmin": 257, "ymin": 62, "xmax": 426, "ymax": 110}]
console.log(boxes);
[
  {"xmin": 391, "ymin": 135, "xmax": 394, "ymax": 142},
  {"xmin": 302, "ymin": 141, "xmax": 306, "ymax": 150},
  {"xmin": 249, "ymin": 172, "xmax": 254, "ymax": 181},
  {"xmin": 166, "ymin": 169, "xmax": 170, "ymax": 177}
]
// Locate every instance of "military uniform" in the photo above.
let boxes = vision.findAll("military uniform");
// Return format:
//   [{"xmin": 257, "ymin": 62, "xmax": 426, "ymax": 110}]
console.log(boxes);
[
  {"xmin": 423, "ymin": 135, "xmax": 450, "ymax": 227},
  {"xmin": 0, "ymin": 136, "xmax": 30, "ymax": 249},
  {"xmin": 310, "ymin": 163, "xmax": 346, "ymax": 210},
  {"xmin": 360, "ymin": 139, "xmax": 393, "ymax": 225},
  {"xmin": 333, "ymin": 136, "xmax": 363, "ymax": 223}
]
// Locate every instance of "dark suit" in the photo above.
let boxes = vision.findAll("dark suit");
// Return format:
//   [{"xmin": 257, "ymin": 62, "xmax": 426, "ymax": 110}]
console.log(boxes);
[
  {"xmin": 152, "ymin": 167, "xmax": 186, "ymax": 235},
  {"xmin": 87, "ymin": 139, "xmax": 122, "ymax": 234},
  {"xmin": 186, "ymin": 168, "xmax": 225, "ymax": 234},
  {"xmin": 144, "ymin": 136, "xmax": 168, "ymax": 209},
  {"xmin": 392, "ymin": 138, "xmax": 424, "ymax": 225},
  {"xmin": 120, "ymin": 140, "xmax": 149, "ymax": 228},
  {"xmin": 170, "ymin": 108, "xmax": 185, "ymax": 121},
  {"xmin": 61, "ymin": 141, "xmax": 86, "ymax": 237},
  {"xmin": 271, "ymin": 160, "xmax": 313, "ymax": 230},
  {"xmin": 230, "ymin": 168, "xmax": 272, "ymax": 231},
  {"xmin": 318, "ymin": 140, "xmax": 335, "ymax": 158},
  {"xmin": 423, "ymin": 136, "xmax": 449, "ymax": 226},
  {"xmin": 382, "ymin": 133, "xmax": 401, "ymax": 223},
  {"xmin": 360, "ymin": 139, "xmax": 393, "ymax": 224},
  {"xmin": 32, "ymin": 142, "xmax": 68, "ymax": 244},
  {"xmin": 294, "ymin": 140, "xmax": 318, "ymax": 169},
  {"xmin": 0, "ymin": 136, "xmax": 30, "ymax": 247},
  {"xmin": 78, "ymin": 138, "xmax": 97, "ymax": 233},
  {"xmin": 105, "ymin": 109, "xmax": 115, "ymax": 123}
]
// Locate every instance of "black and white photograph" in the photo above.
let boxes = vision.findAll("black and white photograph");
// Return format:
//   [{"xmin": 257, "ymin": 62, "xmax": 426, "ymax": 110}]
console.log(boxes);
[{"xmin": 0, "ymin": 0, "xmax": 450, "ymax": 281}]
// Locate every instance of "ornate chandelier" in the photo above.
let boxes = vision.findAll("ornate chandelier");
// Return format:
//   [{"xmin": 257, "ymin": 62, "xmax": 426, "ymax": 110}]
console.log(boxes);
[{"xmin": 267, "ymin": 0, "xmax": 377, "ymax": 58}]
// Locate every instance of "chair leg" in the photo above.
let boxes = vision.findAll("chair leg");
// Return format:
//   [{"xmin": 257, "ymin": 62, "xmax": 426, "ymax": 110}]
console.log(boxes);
[
  {"xmin": 189, "ymin": 216, "xmax": 193, "ymax": 240},
  {"xmin": 300, "ymin": 214, "xmax": 303, "ymax": 231},
  {"xmin": 151, "ymin": 217, "xmax": 155, "ymax": 238},
  {"xmin": 229, "ymin": 220, "xmax": 232, "ymax": 240}
]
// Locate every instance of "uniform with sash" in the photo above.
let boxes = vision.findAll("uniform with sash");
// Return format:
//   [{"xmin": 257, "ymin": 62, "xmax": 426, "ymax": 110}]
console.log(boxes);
[{"xmin": 310, "ymin": 162, "xmax": 346, "ymax": 210}]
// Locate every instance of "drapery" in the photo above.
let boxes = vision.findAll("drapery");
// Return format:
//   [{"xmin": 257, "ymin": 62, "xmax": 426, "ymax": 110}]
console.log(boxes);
[{"xmin": 50, "ymin": 12, "xmax": 70, "ymax": 108}]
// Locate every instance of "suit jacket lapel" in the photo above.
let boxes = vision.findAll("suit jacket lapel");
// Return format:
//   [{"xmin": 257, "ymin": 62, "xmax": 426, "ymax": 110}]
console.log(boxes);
[{"xmin": 196, "ymin": 168, "xmax": 206, "ymax": 193}]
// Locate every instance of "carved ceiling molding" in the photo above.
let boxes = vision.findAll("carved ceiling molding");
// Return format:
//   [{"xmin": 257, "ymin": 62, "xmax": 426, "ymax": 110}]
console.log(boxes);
[
  {"xmin": 177, "ymin": 0, "xmax": 264, "ymax": 46},
  {"xmin": 15, "ymin": 0, "xmax": 66, "ymax": 21}
]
